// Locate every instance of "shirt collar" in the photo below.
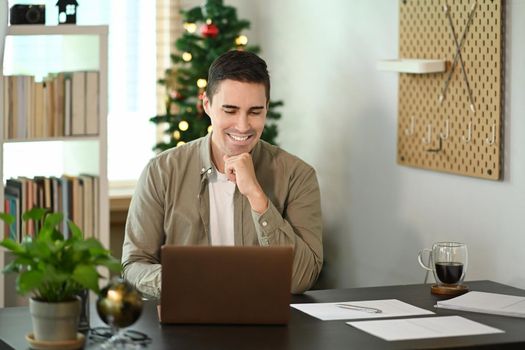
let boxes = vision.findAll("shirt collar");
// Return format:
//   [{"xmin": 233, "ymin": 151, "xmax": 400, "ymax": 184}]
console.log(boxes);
[{"xmin": 199, "ymin": 133, "xmax": 214, "ymax": 177}]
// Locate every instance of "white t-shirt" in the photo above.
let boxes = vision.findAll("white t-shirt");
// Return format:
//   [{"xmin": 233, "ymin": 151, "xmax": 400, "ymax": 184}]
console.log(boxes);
[{"xmin": 208, "ymin": 168, "xmax": 236, "ymax": 245}]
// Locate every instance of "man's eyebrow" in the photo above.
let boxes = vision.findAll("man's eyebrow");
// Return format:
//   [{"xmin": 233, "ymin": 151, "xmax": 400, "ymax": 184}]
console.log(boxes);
[{"xmin": 222, "ymin": 105, "xmax": 265, "ymax": 110}]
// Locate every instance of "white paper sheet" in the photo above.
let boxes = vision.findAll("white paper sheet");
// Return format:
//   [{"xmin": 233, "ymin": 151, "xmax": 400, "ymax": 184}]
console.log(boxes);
[
  {"xmin": 347, "ymin": 316, "xmax": 504, "ymax": 341},
  {"xmin": 435, "ymin": 291, "xmax": 525, "ymax": 318},
  {"xmin": 290, "ymin": 299, "xmax": 434, "ymax": 321}
]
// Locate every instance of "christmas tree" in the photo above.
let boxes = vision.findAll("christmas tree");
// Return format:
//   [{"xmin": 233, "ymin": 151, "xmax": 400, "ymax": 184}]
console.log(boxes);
[{"xmin": 151, "ymin": 0, "xmax": 283, "ymax": 152}]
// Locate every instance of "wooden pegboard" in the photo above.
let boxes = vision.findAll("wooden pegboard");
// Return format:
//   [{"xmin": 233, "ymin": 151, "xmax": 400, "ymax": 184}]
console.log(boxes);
[{"xmin": 397, "ymin": 0, "xmax": 504, "ymax": 180}]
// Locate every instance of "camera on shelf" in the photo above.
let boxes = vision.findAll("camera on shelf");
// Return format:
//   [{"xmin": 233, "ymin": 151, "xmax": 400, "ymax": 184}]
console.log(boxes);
[{"xmin": 10, "ymin": 4, "xmax": 46, "ymax": 25}]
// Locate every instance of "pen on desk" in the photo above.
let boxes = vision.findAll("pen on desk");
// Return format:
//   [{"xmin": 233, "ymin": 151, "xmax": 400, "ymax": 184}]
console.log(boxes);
[{"xmin": 336, "ymin": 303, "xmax": 383, "ymax": 314}]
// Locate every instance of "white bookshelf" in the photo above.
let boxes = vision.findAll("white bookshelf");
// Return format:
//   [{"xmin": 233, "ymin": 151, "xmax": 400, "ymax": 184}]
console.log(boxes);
[{"xmin": 0, "ymin": 25, "xmax": 109, "ymax": 307}]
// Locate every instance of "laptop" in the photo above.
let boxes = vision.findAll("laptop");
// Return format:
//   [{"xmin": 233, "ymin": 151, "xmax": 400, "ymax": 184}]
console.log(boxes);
[{"xmin": 159, "ymin": 245, "xmax": 293, "ymax": 325}]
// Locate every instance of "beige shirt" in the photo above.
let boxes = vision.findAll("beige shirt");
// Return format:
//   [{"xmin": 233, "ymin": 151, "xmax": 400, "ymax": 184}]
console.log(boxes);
[{"xmin": 122, "ymin": 134, "xmax": 323, "ymax": 299}]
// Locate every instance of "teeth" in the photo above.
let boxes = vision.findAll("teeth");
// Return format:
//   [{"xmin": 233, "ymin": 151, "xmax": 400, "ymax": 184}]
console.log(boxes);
[{"xmin": 230, "ymin": 135, "xmax": 249, "ymax": 141}]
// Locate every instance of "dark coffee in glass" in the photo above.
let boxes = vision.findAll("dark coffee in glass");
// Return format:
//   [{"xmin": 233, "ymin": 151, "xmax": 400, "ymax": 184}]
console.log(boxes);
[
  {"xmin": 418, "ymin": 242, "xmax": 468, "ymax": 286},
  {"xmin": 435, "ymin": 262, "xmax": 464, "ymax": 284}
]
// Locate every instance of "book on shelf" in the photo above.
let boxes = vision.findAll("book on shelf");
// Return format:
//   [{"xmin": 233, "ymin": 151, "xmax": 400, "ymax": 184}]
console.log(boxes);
[
  {"xmin": 79, "ymin": 174, "xmax": 94, "ymax": 238},
  {"xmin": 60, "ymin": 175, "xmax": 73, "ymax": 237},
  {"xmin": 85, "ymin": 71, "xmax": 99, "ymax": 135},
  {"xmin": 3, "ymin": 199, "xmax": 12, "ymax": 239},
  {"xmin": 71, "ymin": 176, "xmax": 84, "ymax": 233},
  {"xmin": 17, "ymin": 177, "xmax": 31, "ymax": 236},
  {"xmin": 71, "ymin": 71, "xmax": 86, "ymax": 136},
  {"xmin": 4, "ymin": 191, "xmax": 19, "ymax": 241},
  {"xmin": 3, "ymin": 77, "xmax": 9, "ymax": 139},
  {"xmin": 32, "ymin": 81, "xmax": 45, "ymax": 138},
  {"xmin": 17, "ymin": 76, "xmax": 34, "ymax": 139},
  {"xmin": 4, "ymin": 179, "xmax": 22, "ymax": 241},
  {"xmin": 64, "ymin": 73, "xmax": 72, "ymax": 136},
  {"xmin": 43, "ymin": 77, "xmax": 55, "ymax": 137},
  {"xmin": 52, "ymin": 73, "xmax": 65, "ymax": 137}
]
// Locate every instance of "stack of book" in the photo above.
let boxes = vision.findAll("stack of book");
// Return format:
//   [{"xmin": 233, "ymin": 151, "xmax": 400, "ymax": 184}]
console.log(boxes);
[
  {"xmin": 3, "ymin": 175, "xmax": 99, "ymax": 241},
  {"xmin": 3, "ymin": 71, "xmax": 99, "ymax": 139}
]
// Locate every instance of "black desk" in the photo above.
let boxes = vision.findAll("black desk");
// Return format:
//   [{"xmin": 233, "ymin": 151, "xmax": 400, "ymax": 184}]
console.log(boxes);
[{"xmin": 1, "ymin": 280, "xmax": 525, "ymax": 349}]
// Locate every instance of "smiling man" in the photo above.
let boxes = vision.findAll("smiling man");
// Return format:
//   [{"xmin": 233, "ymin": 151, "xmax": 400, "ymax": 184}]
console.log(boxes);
[{"xmin": 122, "ymin": 51, "xmax": 323, "ymax": 299}]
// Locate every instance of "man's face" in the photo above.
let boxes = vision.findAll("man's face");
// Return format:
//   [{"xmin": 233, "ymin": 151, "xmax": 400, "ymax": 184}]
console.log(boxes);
[{"xmin": 204, "ymin": 79, "xmax": 267, "ymax": 164}]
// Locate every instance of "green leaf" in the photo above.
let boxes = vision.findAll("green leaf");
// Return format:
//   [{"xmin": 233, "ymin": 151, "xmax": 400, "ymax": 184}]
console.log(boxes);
[
  {"xmin": 17, "ymin": 270, "xmax": 44, "ymax": 295},
  {"xmin": 43, "ymin": 267, "xmax": 70, "ymax": 284},
  {"xmin": 37, "ymin": 226, "xmax": 53, "ymax": 241},
  {"xmin": 72, "ymin": 265, "xmax": 99, "ymax": 293},
  {"xmin": 95, "ymin": 256, "xmax": 122, "ymax": 273},
  {"xmin": 68, "ymin": 221, "xmax": 84, "ymax": 240},
  {"xmin": 0, "ymin": 239, "xmax": 23, "ymax": 253},
  {"xmin": 49, "ymin": 229, "xmax": 64, "ymax": 241},
  {"xmin": 72, "ymin": 239, "xmax": 107, "ymax": 258},
  {"xmin": 42, "ymin": 212, "xmax": 63, "ymax": 229},
  {"xmin": 26, "ymin": 240, "xmax": 52, "ymax": 259},
  {"xmin": 22, "ymin": 207, "xmax": 47, "ymax": 222},
  {"xmin": 13, "ymin": 256, "xmax": 35, "ymax": 267},
  {"xmin": 0, "ymin": 212, "xmax": 15, "ymax": 225}
]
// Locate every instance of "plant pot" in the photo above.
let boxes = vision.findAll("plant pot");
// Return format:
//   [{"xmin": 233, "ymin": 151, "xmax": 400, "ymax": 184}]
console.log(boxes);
[{"xmin": 29, "ymin": 297, "xmax": 81, "ymax": 341}]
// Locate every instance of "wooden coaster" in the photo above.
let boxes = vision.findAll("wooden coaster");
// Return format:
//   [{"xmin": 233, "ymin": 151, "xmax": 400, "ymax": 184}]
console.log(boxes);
[{"xmin": 431, "ymin": 284, "xmax": 469, "ymax": 297}]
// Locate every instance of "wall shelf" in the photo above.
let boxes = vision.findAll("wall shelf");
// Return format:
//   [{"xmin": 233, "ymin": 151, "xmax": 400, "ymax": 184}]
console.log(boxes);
[{"xmin": 376, "ymin": 59, "xmax": 446, "ymax": 74}]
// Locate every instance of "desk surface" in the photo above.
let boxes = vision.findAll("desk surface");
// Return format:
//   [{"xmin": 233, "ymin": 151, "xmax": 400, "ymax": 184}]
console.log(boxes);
[{"xmin": 1, "ymin": 280, "xmax": 525, "ymax": 349}]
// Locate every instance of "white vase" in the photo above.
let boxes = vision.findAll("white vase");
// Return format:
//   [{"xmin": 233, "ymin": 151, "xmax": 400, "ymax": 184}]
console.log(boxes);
[{"xmin": 29, "ymin": 298, "xmax": 81, "ymax": 341}]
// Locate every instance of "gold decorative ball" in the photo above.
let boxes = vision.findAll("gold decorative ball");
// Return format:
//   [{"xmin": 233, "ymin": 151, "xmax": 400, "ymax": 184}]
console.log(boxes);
[{"xmin": 96, "ymin": 278, "xmax": 143, "ymax": 328}]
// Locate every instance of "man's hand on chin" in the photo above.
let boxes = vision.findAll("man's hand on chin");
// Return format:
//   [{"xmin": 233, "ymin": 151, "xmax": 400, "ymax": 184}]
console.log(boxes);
[{"xmin": 223, "ymin": 153, "xmax": 268, "ymax": 214}]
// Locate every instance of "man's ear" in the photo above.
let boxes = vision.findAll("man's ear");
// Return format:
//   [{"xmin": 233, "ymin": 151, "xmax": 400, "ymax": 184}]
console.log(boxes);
[{"xmin": 203, "ymin": 92, "xmax": 211, "ymax": 116}]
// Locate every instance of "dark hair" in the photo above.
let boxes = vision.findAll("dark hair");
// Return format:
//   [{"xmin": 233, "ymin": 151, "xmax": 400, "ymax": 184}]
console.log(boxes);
[{"xmin": 206, "ymin": 50, "xmax": 270, "ymax": 103}]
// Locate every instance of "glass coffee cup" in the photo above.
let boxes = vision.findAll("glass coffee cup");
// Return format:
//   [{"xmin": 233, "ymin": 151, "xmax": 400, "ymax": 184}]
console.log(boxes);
[{"xmin": 418, "ymin": 242, "xmax": 468, "ymax": 286}]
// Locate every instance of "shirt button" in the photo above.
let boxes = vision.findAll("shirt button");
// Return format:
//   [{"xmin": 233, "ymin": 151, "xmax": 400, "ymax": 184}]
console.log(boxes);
[
  {"xmin": 207, "ymin": 169, "xmax": 212, "ymax": 174},
  {"xmin": 262, "ymin": 221, "xmax": 268, "ymax": 227}
]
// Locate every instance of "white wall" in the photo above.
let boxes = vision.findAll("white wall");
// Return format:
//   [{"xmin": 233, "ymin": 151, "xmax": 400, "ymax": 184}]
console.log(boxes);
[{"xmin": 237, "ymin": 0, "xmax": 525, "ymax": 289}]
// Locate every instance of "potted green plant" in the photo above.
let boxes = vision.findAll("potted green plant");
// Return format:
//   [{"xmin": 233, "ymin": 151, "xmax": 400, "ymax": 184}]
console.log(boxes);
[{"xmin": 0, "ymin": 207, "xmax": 121, "ymax": 343}]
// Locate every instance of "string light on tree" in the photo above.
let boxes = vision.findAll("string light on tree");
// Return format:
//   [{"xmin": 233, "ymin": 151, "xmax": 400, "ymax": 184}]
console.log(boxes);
[
  {"xmin": 197, "ymin": 79, "xmax": 207, "ymax": 89},
  {"xmin": 183, "ymin": 22, "xmax": 197, "ymax": 33},
  {"xmin": 178, "ymin": 120, "xmax": 189, "ymax": 131},
  {"xmin": 207, "ymin": 125, "xmax": 213, "ymax": 134},
  {"xmin": 235, "ymin": 35, "xmax": 248, "ymax": 46},
  {"xmin": 173, "ymin": 130, "xmax": 181, "ymax": 140},
  {"xmin": 182, "ymin": 52, "xmax": 192, "ymax": 62}
]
